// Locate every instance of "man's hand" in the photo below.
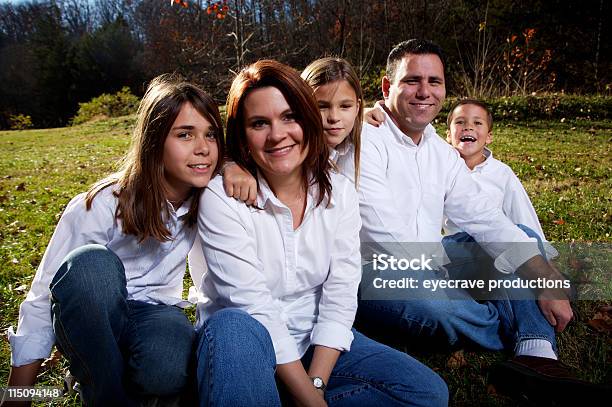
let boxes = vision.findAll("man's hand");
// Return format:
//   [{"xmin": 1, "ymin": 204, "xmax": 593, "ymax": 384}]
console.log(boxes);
[{"xmin": 538, "ymin": 294, "xmax": 573, "ymax": 332}]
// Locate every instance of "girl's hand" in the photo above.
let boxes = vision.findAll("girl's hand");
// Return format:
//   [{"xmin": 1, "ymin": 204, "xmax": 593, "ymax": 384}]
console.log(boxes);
[
  {"xmin": 222, "ymin": 163, "xmax": 257, "ymax": 205},
  {"xmin": 364, "ymin": 100, "xmax": 386, "ymax": 127}
]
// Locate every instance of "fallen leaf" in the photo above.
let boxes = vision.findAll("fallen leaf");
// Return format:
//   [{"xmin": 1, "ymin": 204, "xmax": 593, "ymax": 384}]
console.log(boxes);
[
  {"xmin": 447, "ymin": 350, "xmax": 468, "ymax": 369},
  {"xmin": 553, "ymin": 219, "xmax": 565, "ymax": 225},
  {"xmin": 15, "ymin": 182, "xmax": 25, "ymax": 191},
  {"xmin": 587, "ymin": 307, "xmax": 612, "ymax": 335}
]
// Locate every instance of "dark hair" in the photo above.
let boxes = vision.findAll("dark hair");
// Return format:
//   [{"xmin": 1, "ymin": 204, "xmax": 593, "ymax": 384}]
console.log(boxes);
[
  {"xmin": 86, "ymin": 74, "xmax": 225, "ymax": 242},
  {"xmin": 447, "ymin": 98, "xmax": 493, "ymax": 130},
  {"xmin": 226, "ymin": 59, "xmax": 332, "ymax": 207},
  {"xmin": 301, "ymin": 57, "xmax": 362, "ymax": 185},
  {"xmin": 386, "ymin": 39, "xmax": 446, "ymax": 82}
]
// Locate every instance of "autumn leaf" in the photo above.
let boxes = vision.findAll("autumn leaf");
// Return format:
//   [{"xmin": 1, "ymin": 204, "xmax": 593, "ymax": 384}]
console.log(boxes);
[
  {"xmin": 447, "ymin": 350, "xmax": 468, "ymax": 369},
  {"xmin": 553, "ymin": 219, "xmax": 565, "ymax": 225},
  {"xmin": 587, "ymin": 306, "xmax": 612, "ymax": 335}
]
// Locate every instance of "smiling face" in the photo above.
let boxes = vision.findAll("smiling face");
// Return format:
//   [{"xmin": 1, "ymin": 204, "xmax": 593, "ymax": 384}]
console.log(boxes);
[
  {"xmin": 162, "ymin": 102, "xmax": 219, "ymax": 202},
  {"xmin": 313, "ymin": 79, "xmax": 360, "ymax": 148},
  {"xmin": 243, "ymin": 86, "xmax": 308, "ymax": 185},
  {"xmin": 446, "ymin": 103, "xmax": 492, "ymax": 164},
  {"xmin": 382, "ymin": 53, "xmax": 446, "ymax": 143}
]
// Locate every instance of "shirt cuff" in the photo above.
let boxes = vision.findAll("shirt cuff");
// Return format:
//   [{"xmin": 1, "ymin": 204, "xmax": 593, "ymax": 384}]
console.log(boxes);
[
  {"xmin": 543, "ymin": 242, "xmax": 559, "ymax": 261},
  {"xmin": 310, "ymin": 321, "xmax": 354, "ymax": 352},
  {"xmin": 8, "ymin": 326, "xmax": 55, "ymax": 367},
  {"xmin": 493, "ymin": 240, "xmax": 542, "ymax": 274},
  {"xmin": 272, "ymin": 335, "xmax": 301, "ymax": 365}
]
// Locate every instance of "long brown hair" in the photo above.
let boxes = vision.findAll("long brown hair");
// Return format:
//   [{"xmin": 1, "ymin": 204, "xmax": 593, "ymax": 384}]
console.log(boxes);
[
  {"xmin": 85, "ymin": 74, "xmax": 225, "ymax": 242},
  {"xmin": 301, "ymin": 57, "xmax": 363, "ymax": 185},
  {"xmin": 226, "ymin": 59, "xmax": 332, "ymax": 207}
]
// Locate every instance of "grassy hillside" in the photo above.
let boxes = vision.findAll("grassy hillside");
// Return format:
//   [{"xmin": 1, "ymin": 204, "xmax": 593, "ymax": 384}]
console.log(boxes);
[{"xmin": 1, "ymin": 116, "xmax": 610, "ymax": 406}]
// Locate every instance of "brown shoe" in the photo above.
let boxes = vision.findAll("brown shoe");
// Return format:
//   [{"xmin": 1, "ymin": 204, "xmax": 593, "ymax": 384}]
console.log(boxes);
[{"xmin": 489, "ymin": 356, "xmax": 611, "ymax": 406}]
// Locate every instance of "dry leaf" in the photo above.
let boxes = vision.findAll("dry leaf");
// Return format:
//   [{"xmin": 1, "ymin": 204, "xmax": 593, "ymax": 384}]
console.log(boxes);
[
  {"xmin": 587, "ymin": 306, "xmax": 612, "ymax": 335},
  {"xmin": 447, "ymin": 350, "xmax": 468, "ymax": 369}
]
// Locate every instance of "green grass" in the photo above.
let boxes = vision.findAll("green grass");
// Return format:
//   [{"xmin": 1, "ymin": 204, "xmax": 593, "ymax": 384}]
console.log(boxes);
[{"xmin": 1, "ymin": 116, "xmax": 610, "ymax": 406}]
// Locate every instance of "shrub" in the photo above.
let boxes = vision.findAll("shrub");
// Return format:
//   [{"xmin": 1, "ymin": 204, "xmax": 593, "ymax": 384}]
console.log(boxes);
[
  {"xmin": 9, "ymin": 114, "xmax": 34, "ymax": 130},
  {"xmin": 71, "ymin": 87, "xmax": 140, "ymax": 125},
  {"xmin": 441, "ymin": 94, "xmax": 612, "ymax": 122}
]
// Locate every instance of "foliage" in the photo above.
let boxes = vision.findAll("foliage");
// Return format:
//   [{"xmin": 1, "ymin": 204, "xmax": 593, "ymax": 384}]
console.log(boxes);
[
  {"xmin": 9, "ymin": 114, "xmax": 33, "ymax": 130},
  {"xmin": 70, "ymin": 87, "xmax": 140, "ymax": 125},
  {"xmin": 441, "ymin": 94, "xmax": 612, "ymax": 122},
  {"xmin": 1, "ymin": 116, "xmax": 610, "ymax": 405}
]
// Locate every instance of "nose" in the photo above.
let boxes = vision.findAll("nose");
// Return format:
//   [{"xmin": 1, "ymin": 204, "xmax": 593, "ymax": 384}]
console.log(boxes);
[
  {"xmin": 415, "ymin": 81, "xmax": 431, "ymax": 99},
  {"xmin": 194, "ymin": 135, "xmax": 210, "ymax": 155},
  {"xmin": 267, "ymin": 123, "xmax": 286, "ymax": 143},
  {"xmin": 327, "ymin": 107, "xmax": 339, "ymax": 123}
]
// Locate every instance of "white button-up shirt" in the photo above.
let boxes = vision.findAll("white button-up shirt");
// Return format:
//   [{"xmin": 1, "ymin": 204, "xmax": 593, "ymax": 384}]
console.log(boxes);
[
  {"xmin": 444, "ymin": 148, "xmax": 558, "ymax": 258},
  {"xmin": 349, "ymin": 107, "xmax": 541, "ymax": 273},
  {"xmin": 195, "ymin": 172, "xmax": 361, "ymax": 364},
  {"xmin": 8, "ymin": 186, "xmax": 196, "ymax": 367}
]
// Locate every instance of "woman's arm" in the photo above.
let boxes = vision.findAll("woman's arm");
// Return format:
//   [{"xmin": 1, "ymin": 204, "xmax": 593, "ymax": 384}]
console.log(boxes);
[{"xmin": 277, "ymin": 361, "xmax": 327, "ymax": 407}]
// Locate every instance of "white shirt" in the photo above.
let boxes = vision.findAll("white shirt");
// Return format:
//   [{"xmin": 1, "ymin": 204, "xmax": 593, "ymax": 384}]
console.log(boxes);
[
  {"xmin": 195, "ymin": 172, "xmax": 361, "ymax": 364},
  {"xmin": 349, "ymin": 107, "xmax": 541, "ymax": 273},
  {"xmin": 8, "ymin": 186, "xmax": 196, "ymax": 367},
  {"xmin": 331, "ymin": 139, "xmax": 355, "ymax": 185},
  {"xmin": 444, "ymin": 148, "xmax": 558, "ymax": 258}
]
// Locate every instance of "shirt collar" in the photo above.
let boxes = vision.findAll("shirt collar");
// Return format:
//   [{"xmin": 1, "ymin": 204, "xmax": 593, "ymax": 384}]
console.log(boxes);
[
  {"xmin": 472, "ymin": 147, "xmax": 493, "ymax": 172},
  {"xmin": 378, "ymin": 106, "xmax": 436, "ymax": 147},
  {"xmin": 254, "ymin": 171, "xmax": 336, "ymax": 209}
]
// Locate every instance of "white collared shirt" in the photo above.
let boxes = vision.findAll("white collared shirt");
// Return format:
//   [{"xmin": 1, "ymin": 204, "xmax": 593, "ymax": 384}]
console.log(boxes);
[
  {"xmin": 444, "ymin": 148, "xmax": 558, "ymax": 258},
  {"xmin": 348, "ymin": 107, "xmax": 541, "ymax": 273},
  {"xmin": 8, "ymin": 186, "xmax": 196, "ymax": 367},
  {"xmin": 195, "ymin": 172, "xmax": 361, "ymax": 364}
]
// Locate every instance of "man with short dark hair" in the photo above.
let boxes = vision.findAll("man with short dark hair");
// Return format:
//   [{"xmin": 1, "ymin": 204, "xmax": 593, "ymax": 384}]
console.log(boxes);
[{"xmin": 351, "ymin": 38, "xmax": 602, "ymax": 404}]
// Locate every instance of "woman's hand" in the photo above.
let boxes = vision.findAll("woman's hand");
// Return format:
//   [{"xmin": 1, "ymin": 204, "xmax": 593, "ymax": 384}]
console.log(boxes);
[
  {"xmin": 3, "ymin": 361, "xmax": 43, "ymax": 407},
  {"xmin": 222, "ymin": 162, "xmax": 257, "ymax": 205},
  {"xmin": 277, "ymin": 361, "xmax": 327, "ymax": 407}
]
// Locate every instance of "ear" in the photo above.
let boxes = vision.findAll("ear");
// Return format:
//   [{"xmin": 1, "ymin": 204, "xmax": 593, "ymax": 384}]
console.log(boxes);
[
  {"xmin": 382, "ymin": 76, "xmax": 391, "ymax": 99},
  {"xmin": 356, "ymin": 98, "xmax": 361, "ymax": 110},
  {"xmin": 485, "ymin": 131, "xmax": 493, "ymax": 145},
  {"xmin": 446, "ymin": 129, "xmax": 452, "ymax": 143}
]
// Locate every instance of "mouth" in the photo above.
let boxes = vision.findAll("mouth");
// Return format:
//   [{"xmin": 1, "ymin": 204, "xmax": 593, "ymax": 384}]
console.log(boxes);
[
  {"xmin": 410, "ymin": 103, "xmax": 435, "ymax": 109},
  {"xmin": 459, "ymin": 135, "xmax": 476, "ymax": 142},
  {"xmin": 188, "ymin": 163, "xmax": 212, "ymax": 171},
  {"xmin": 265, "ymin": 144, "xmax": 296, "ymax": 156},
  {"xmin": 324, "ymin": 127, "xmax": 345, "ymax": 134}
]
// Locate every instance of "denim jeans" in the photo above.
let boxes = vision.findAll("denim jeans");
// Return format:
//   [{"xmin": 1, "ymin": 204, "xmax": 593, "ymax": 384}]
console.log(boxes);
[
  {"xmin": 50, "ymin": 244, "xmax": 195, "ymax": 406},
  {"xmin": 196, "ymin": 308, "xmax": 448, "ymax": 407},
  {"xmin": 357, "ymin": 225, "xmax": 556, "ymax": 354}
]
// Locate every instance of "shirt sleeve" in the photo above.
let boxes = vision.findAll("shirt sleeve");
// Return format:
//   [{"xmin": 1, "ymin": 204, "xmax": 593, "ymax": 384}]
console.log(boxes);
[
  {"xmin": 198, "ymin": 185, "xmax": 300, "ymax": 364},
  {"xmin": 443, "ymin": 156, "xmax": 542, "ymax": 274},
  {"xmin": 501, "ymin": 169, "xmax": 558, "ymax": 259},
  {"xmin": 8, "ymin": 191, "xmax": 115, "ymax": 367},
  {"xmin": 310, "ymin": 178, "xmax": 361, "ymax": 351}
]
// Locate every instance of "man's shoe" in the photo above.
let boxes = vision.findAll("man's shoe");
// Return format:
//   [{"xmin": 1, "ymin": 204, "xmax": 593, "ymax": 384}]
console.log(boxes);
[{"xmin": 489, "ymin": 356, "xmax": 611, "ymax": 406}]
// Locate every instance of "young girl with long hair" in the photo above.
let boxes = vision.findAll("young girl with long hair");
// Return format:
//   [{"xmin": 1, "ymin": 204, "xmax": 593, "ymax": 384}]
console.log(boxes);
[
  {"xmin": 194, "ymin": 60, "xmax": 447, "ymax": 407},
  {"xmin": 6, "ymin": 75, "xmax": 224, "ymax": 406},
  {"xmin": 220, "ymin": 57, "xmax": 363, "ymax": 204}
]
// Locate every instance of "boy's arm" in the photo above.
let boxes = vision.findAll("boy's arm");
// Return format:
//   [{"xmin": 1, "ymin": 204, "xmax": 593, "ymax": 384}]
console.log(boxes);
[
  {"xmin": 4, "ymin": 361, "xmax": 43, "ymax": 407},
  {"xmin": 501, "ymin": 170, "xmax": 547, "ymax": 240},
  {"xmin": 221, "ymin": 162, "xmax": 257, "ymax": 206}
]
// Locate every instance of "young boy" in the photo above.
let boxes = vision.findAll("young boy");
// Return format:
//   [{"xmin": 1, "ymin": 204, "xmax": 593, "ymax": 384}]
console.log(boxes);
[{"xmin": 443, "ymin": 98, "xmax": 553, "ymax": 253}]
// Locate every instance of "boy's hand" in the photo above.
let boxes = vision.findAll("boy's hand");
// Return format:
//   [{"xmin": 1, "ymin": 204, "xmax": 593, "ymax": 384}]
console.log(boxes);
[
  {"xmin": 363, "ymin": 100, "xmax": 386, "ymax": 127},
  {"xmin": 222, "ymin": 163, "xmax": 257, "ymax": 205}
]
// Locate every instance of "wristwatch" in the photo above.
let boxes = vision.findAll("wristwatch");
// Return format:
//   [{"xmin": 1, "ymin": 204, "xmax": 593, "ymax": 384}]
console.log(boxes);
[{"xmin": 310, "ymin": 376, "xmax": 327, "ymax": 391}]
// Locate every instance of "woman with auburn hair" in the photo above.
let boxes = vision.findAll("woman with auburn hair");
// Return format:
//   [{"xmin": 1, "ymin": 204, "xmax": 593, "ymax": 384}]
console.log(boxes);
[
  {"xmin": 194, "ymin": 60, "xmax": 448, "ymax": 407},
  {"xmin": 6, "ymin": 75, "xmax": 224, "ymax": 406}
]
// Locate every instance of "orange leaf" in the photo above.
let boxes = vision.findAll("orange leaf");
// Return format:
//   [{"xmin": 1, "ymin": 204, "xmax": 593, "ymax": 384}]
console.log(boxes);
[{"xmin": 553, "ymin": 219, "xmax": 565, "ymax": 225}]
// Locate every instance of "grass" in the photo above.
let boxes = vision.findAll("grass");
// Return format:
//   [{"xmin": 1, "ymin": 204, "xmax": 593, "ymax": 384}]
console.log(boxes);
[{"xmin": 0, "ymin": 116, "xmax": 610, "ymax": 406}]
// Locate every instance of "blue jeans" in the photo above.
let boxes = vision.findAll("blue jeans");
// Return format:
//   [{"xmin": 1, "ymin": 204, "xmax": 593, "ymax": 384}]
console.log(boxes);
[
  {"xmin": 196, "ymin": 308, "xmax": 448, "ymax": 407},
  {"xmin": 357, "ymin": 225, "xmax": 557, "ymax": 354},
  {"xmin": 50, "ymin": 244, "xmax": 195, "ymax": 406}
]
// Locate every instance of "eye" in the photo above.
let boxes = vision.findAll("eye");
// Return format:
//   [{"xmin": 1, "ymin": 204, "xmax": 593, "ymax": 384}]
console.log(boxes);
[
  {"xmin": 318, "ymin": 103, "xmax": 329, "ymax": 110},
  {"xmin": 283, "ymin": 112, "xmax": 297, "ymax": 122},
  {"xmin": 206, "ymin": 130, "xmax": 218, "ymax": 140},
  {"xmin": 177, "ymin": 131, "xmax": 191, "ymax": 139},
  {"xmin": 475, "ymin": 121, "xmax": 483, "ymax": 126},
  {"xmin": 251, "ymin": 119, "xmax": 267, "ymax": 129},
  {"xmin": 454, "ymin": 120, "xmax": 464, "ymax": 125},
  {"xmin": 340, "ymin": 104, "xmax": 354, "ymax": 109}
]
